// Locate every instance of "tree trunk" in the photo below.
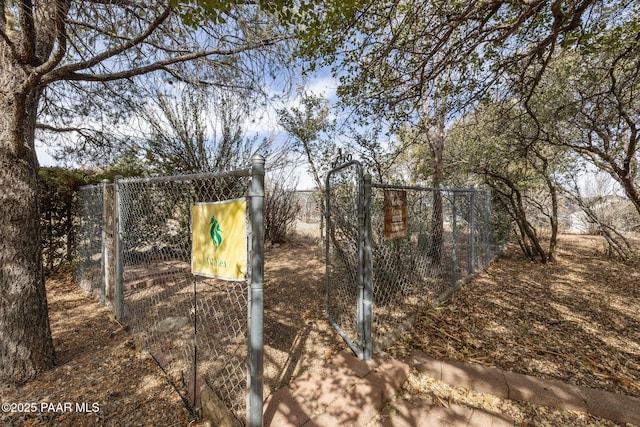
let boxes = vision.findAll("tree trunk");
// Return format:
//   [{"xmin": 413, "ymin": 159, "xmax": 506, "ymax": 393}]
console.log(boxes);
[
  {"xmin": 429, "ymin": 122, "xmax": 445, "ymax": 266},
  {"xmin": 547, "ymin": 178, "xmax": 558, "ymax": 263},
  {"xmin": 514, "ymin": 189, "xmax": 547, "ymax": 264},
  {"xmin": 536, "ymin": 153, "xmax": 558, "ymax": 263},
  {"xmin": 487, "ymin": 173, "xmax": 547, "ymax": 263},
  {"xmin": 0, "ymin": 75, "xmax": 56, "ymax": 384},
  {"xmin": 618, "ymin": 174, "xmax": 640, "ymax": 218},
  {"xmin": 421, "ymin": 91, "xmax": 446, "ymax": 266}
]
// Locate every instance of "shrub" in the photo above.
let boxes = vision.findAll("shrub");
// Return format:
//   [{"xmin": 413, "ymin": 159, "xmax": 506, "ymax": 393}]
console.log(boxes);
[{"xmin": 264, "ymin": 179, "xmax": 301, "ymax": 244}]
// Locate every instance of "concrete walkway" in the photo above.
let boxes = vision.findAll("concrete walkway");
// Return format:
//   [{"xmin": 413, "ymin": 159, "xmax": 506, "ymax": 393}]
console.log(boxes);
[{"xmin": 263, "ymin": 351, "xmax": 640, "ymax": 426}]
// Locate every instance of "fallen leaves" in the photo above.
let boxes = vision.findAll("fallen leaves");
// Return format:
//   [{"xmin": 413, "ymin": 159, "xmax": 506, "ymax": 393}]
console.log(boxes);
[
  {"xmin": 385, "ymin": 234, "xmax": 640, "ymax": 424},
  {"xmin": 385, "ymin": 371, "xmax": 622, "ymax": 427},
  {"xmin": 2, "ymin": 234, "xmax": 637, "ymax": 426},
  {"xmin": 0, "ymin": 276, "xmax": 195, "ymax": 427}
]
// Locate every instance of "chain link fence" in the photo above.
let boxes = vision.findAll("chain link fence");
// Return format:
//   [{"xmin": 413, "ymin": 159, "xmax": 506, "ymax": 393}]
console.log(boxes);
[
  {"xmin": 325, "ymin": 162, "xmax": 503, "ymax": 359},
  {"xmin": 325, "ymin": 162, "xmax": 365, "ymax": 357},
  {"xmin": 74, "ymin": 159, "xmax": 265, "ymax": 425},
  {"xmin": 75, "ymin": 183, "xmax": 106, "ymax": 302},
  {"xmin": 117, "ymin": 172, "xmax": 251, "ymax": 419},
  {"xmin": 369, "ymin": 184, "xmax": 500, "ymax": 351},
  {"xmin": 294, "ymin": 190, "xmax": 321, "ymax": 224}
]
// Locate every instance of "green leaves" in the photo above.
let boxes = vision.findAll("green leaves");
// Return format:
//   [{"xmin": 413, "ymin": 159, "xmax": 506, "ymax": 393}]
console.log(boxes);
[
  {"xmin": 169, "ymin": 0, "xmax": 361, "ymax": 29},
  {"xmin": 169, "ymin": 0, "xmax": 234, "ymax": 26}
]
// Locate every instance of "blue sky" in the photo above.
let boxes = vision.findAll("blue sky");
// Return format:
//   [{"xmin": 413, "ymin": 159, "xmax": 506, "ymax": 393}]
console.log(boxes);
[{"xmin": 35, "ymin": 72, "xmax": 340, "ymax": 191}]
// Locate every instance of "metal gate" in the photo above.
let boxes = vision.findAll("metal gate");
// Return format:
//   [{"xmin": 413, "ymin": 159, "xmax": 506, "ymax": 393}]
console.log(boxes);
[
  {"xmin": 325, "ymin": 162, "xmax": 502, "ymax": 362},
  {"xmin": 324, "ymin": 161, "xmax": 373, "ymax": 360}
]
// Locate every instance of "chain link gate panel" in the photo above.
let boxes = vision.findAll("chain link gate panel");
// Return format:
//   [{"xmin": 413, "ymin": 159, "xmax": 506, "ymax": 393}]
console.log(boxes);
[
  {"xmin": 324, "ymin": 161, "xmax": 372, "ymax": 360},
  {"xmin": 116, "ymin": 171, "xmax": 254, "ymax": 422},
  {"xmin": 325, "ymin": 165, "xmax": 500, "ymax": 360}
]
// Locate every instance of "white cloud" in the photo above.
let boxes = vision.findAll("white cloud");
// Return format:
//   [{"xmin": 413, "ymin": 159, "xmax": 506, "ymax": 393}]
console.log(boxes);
[
  {"xmin": 243, "ymin": 73, "xmax": 339, "ymax": 137},
  {"xmin": 36, "ymin": 143, "xmax": 58, "ymax": 167},
  {"xmin": 305, "ymin": 76, "xmax": 338, "ymax": 99}
]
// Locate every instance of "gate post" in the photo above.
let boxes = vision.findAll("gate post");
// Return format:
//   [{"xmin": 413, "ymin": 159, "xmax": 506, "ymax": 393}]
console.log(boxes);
[
  {"xmin": 248, "ymin": 155, "xmax": 265, "ymax": 427},
  {"xmin": 362, "ymin": 174, "xmax": 373, "ymax": 361},
  {"xmin": 114, "ymin": 176, "xmax": 124, "ymax": 321},
  {"xmin": 468, "ymin": 191, "xmax": 475, "ymax": 274},
  {"xmin": 451, "ymin": 192, "xmax": 458, "ymax": 288},
  {"xmin": 100, "ymin": 179, "xmax": 109, "ymax": 306}
]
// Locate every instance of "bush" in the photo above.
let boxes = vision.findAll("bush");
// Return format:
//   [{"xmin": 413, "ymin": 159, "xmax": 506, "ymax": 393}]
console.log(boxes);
[
  {"xmin": 39, "ymin": 167, "xmax": 90, "ymax": 273},
  {"xmin": 264, "ymin": 179, "xmax": 301, "ymax": 244}
]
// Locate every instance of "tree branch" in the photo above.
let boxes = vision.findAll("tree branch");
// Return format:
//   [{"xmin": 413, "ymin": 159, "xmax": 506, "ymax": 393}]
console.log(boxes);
[
  {"xmin": 18, "ymin": 0, "xmax": 36, "ymax": 64},
  {"xmin": 36, "ymin": 122, "xmax": 95, "ymax": 135},
  {"xmin": 84, "ymin": 0, "xmax": 140, "ymax": 6},
  {"xmin": 32, "ymin": 1, "xmax": 69, "ymax": 76},
  {"xmin": 41, "ymin": 33, "xmax": 288, "ymax": 85},
  {"xmin": 48, "ymin": 2, "xmax": 172, "ymax": 78}
]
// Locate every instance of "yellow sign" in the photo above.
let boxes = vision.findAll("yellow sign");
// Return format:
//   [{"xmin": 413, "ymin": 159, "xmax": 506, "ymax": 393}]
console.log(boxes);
[{"xmin": 191, "ymin": 199, "xmax": 247, "ymax": 281}]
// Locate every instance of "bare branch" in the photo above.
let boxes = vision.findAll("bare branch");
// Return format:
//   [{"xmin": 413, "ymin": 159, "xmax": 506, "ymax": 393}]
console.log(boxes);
[
  {"xmin": 41, "ymin": 33, "xmax": 288, "ymax": 85},
  {"xmin": 49, "ymin": 2, "xmax": 172, "ymax": 77},
  {"xmin": 83, "ymin": 0, "xmax": 140, "ymax": 6},
  {"xmin": 36, "ymin": 122, "xmax": 96, "ymax": 135},
  {"xmin": 65, "ymin": 17, "xmax": 190, "ymax": 56}
]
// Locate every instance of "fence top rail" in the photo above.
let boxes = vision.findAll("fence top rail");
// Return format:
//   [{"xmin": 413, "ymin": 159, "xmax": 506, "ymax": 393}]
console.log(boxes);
[
  {"xmin": 77, "ymin": 168, "xmax": 252, "ymax": 191},
  {"xmin": 370, "ymin": 182, "xmax": 488, "ymax": 194},
  {"xmin": 325, "ymin": 160, "xmax": 363, "ymax": 185},
  {"xmin": 78, "ymin": 183, "xmax": 107, "ymax": 192},
  {"xmin": 118, "ymin": 168, "xmax": 252, "ymax": 185}
]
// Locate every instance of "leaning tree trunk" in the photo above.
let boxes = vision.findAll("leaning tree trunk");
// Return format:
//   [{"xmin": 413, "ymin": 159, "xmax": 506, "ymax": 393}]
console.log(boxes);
[
  {"xmin": 0, "ymin": 76, "xmax": 56, "ymax": 384},
  {"xmin": 426, "ymin": 105, "xmax": 446, "ymax": 267},
  {"xmin": 546, "ymin": 177, "xmax": 559, "ymax": 263},
  {"xmin": 430, "ymin": 132, "xmax": 445, "ymax": 266}
]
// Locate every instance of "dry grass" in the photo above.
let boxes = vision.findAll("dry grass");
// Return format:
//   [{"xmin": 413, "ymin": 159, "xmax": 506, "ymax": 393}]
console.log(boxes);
[{"xmin": 389, "ymin": 234, "xmax": 640, "ymax": 398}]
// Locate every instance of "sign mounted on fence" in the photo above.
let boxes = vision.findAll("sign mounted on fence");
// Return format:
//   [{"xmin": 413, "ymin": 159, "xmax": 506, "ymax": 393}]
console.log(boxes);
[
  {"xmin": 383, "ymin": 189, "xmax": 408, "ymax": 241},
  {"xmin": 191, "ymin": 199, "xmax": 247, "ymax": 281}
]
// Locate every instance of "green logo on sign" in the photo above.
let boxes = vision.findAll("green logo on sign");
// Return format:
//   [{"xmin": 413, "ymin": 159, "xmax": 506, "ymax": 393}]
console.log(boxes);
[{"xmin": 209, "ymin": 216, "xmax": 223, "ymax": 248}]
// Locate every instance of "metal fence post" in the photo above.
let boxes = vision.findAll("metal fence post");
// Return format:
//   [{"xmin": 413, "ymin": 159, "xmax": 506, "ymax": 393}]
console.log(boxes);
[
  {"xmin": 362, "ymin": 174, "xmax": 373, "ymax": 361},
  {"xmin": 100, "ymin": 179, "xmax": 109, "ymax": 305},
  {"xmin": 468, "ymin": 192, "xmax": 476, "ymax": 274},
  {"xmin": 451, "ymin": 192, "xmax": 458, "ymax": 288},
  {"xmin": 248, "ymin": 155, "xmax": 265, "ymax": 427},
  {"xmin": 114, "ymin": 176, "xmax": 124, "ymax": 321},
  {"xmin": 484, "ymin": 191, "xmax": 493, "ymax": 266},
  {"xmin": 356, "ymin": 171, "xmax": 365, "ymax": 359}
]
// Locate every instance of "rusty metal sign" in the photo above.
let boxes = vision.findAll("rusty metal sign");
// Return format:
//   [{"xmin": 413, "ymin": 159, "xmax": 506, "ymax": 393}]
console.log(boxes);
[{"xmin": 383, "ymin": 189, "xmax": 408, "ymax": 241}]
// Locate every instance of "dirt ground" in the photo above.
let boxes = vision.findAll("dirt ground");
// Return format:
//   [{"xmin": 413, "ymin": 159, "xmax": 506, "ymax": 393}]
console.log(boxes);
[
  {"xmin": 0, "ymin": 231, "xmax": 342, "ymax": 427},
  {"xmin": 0, "ymin": 274, "xmax": 194, "ymax": 427},
  {"xmin": 262, "ymin": 237, "xmax": 345, "ymax": 396},
  {"xmin": 388, "ymin": 234, "xmax": 640, "ymax": 399},
  {"xmin": 379, "ymin": 234, "xmax": 640, "ymax": 426},
  {"xmin": 1, "ymin": 233, "xmax": 638, "ymax": 426}
]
